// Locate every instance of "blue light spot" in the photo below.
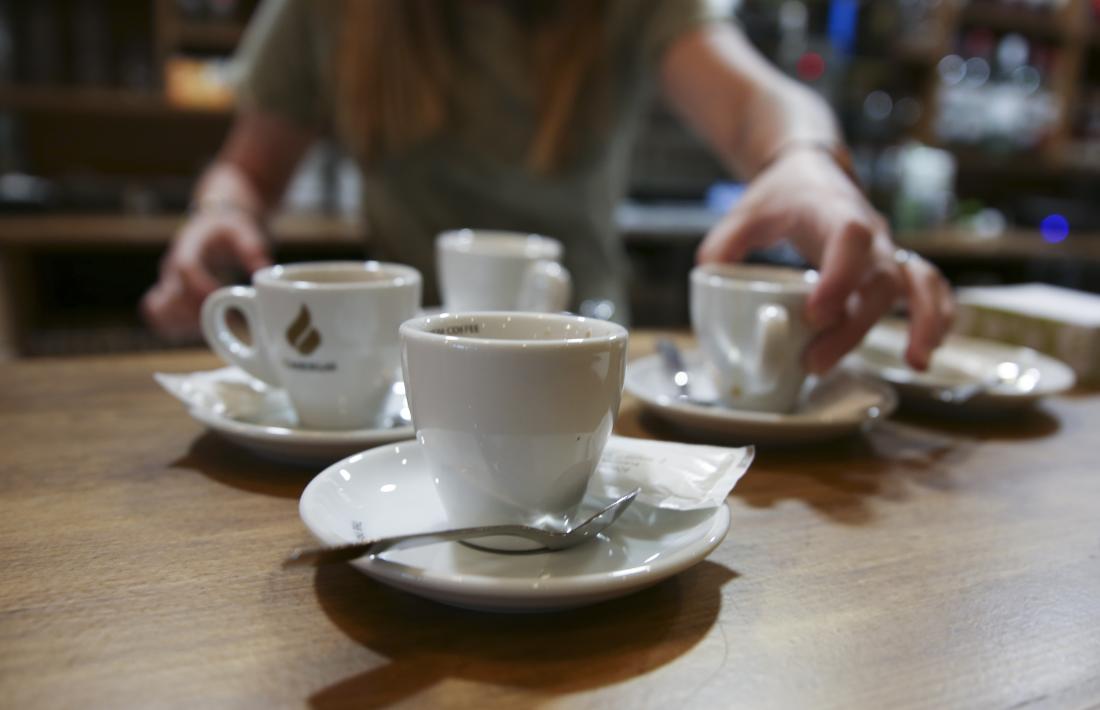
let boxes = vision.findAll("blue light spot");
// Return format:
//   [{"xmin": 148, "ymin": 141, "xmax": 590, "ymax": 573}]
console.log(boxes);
[
  {"xmin": 1040, "ymin": 214, "xmax": 1069, "ymax": 244},
  {"xmin": 828, "ymin": 0, "xmax": 859, "ymax": 58}
]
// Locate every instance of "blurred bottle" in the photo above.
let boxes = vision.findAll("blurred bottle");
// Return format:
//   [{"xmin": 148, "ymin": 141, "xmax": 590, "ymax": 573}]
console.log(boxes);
[
  {"xmin": 0, "ymin": 0, "xmax": 12, "ymax": 84},
  {"xmin": 118, "ymin": 40, "xmax": 155, "ymax": 92},
  {"xmin": 892, "ymin": 142, "xmax": 957, "ymax": 232},
  {"xmin": 972, "ymin": 0, "xmax": 1066, "ymax": 13},
  {"xmin": 71, "ymin": 0, "xmax": 110, "ymax": 87},
  {"xmin": 0, "ymin": 114, "xmax": 20, "ymax": 173},
  {"xmin": 1084, "ymin": 90, "xmax": 1100, "ymax": 141},
  {"xmin": 206, "ymin": 0, "xmax": 241, "ymax": 22},
  {"xmin": 25, "ymin": 0, "xmax": 62, "ymax": 84},
  {"xmin": 1077, "ymin": 88, "xmax": 1100, "ymax": 169},
  {"xmin": 175, "ymin": 0, "xmax": 206, "ymax": 21},
  {"xmin": 164, "ymin": 54, "xmax": 234, "ymax": 109},
  {"xmin": 775, "ymin": 1, "xmax": 809, "ymax": 71},
  {"xmin": 934, "ymin": 26, "xmax": 1058, "ymax": 153},
  {"xmin": 176, "ymin": 0, "xmax": 242, "ymax": 23}
]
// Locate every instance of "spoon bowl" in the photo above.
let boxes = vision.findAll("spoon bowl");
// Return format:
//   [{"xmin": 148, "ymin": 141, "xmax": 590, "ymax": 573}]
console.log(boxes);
[
  {"xmin": 855, "ymin": 346, "xmax": 1042, "ymax": 404},
  {"xmin": 285, "ymin": 488, "xmax": 641, "ymax": 566},
  {"xmin": 656, "ymin": 338, "xmax": 721, "ymax": 407}
]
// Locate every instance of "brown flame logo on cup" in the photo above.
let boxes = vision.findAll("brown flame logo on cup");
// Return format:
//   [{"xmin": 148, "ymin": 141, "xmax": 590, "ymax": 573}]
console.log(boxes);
[{"xmin": 286, "ymin": 304, "xmax": 322, "ymax": 355}]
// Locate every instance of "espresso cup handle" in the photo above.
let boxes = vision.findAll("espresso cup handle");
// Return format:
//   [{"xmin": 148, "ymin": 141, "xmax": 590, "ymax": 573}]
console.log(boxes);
[
  {"xmin": 200, "ymin": 286, "xmax": 280, "ymax": 385},
  {"xmin": 754, "ymin": 303, "xmax": 790, "ymax": 389},
  {"xmin": 517, "ymin": 261, "xmax": 572, "ymax": 312}
]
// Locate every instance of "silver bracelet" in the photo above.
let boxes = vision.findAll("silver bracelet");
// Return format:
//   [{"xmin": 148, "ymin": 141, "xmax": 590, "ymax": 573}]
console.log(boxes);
[
  {"xmin": 189, "ymin": 197, "xmax": 263, "ymax": 221},
  {"xmin": 893, "ymin": 248, "xmax": 918, "ymax": 267}
]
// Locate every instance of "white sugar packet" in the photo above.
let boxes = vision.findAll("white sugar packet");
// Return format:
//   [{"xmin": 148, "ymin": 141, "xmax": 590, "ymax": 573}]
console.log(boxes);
[
  {"xmin": 588, "ymin": 435, "xmax": 754, "ymax": 510},
  {"xmin": 154, "ymin": 367, "xmax": 297, "ymax": 426}
]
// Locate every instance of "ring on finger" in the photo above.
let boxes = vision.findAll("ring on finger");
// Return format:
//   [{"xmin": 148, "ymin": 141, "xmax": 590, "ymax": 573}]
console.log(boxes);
[{"xmin": 893, "ymin": 248, "xmax": 918, "ymax": 268}]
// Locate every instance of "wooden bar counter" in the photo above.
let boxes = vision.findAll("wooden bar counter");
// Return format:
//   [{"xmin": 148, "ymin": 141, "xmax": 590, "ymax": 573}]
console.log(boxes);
[{"xmin": 1, "ymin": 333, "xmax": 1098, "ymax": 708}]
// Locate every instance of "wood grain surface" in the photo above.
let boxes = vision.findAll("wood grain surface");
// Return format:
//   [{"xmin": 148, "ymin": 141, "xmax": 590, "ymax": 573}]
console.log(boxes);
[{"xmin": 1, "ymin": 335, "xmax": 1098, "ymax": 709}]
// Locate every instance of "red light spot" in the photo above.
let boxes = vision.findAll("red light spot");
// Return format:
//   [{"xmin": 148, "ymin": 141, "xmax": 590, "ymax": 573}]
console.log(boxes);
[{"xmin": 796, "ymin": 52, "xmax": 826, "ymax": 82}]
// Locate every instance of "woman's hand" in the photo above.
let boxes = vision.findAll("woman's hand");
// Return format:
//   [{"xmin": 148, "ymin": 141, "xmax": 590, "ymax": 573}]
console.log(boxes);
[
  {"xmin": 661, "ymin": 25, "xmax": 953, "ymax": 372},
  {"xmin": 696, "ymin": 148, "xmax": 955, "ymax": 374},
  {"xmin": 141, "ymin": 112, "xmax": 315, "ymax": 341},
  {"xmin": 141, "ymin": 208, "xmax": 272, "ymax": 341}
]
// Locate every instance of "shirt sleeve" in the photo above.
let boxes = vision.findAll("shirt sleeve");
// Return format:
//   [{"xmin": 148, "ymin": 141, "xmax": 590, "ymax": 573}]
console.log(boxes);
[
  {"xmin": 230, "ymin": 0, "xmax": 333, "ymax": 130},
  {"xmin": 637, "ymin": 0, "xmax": 732, "ymax": 68}
]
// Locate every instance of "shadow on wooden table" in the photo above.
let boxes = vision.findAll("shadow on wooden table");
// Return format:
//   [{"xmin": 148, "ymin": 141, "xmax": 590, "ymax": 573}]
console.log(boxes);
[
  {"xmin": 632, "ymin": 404, "xmax": 1060, "ymax": 450},
  {"xmin": 308, "ymin": 560, "xmax": 737, "ymax": 708},
  {"xmin": 629, "ymin": 401, "xmax": 1061, "ymax": 527},
  {"xmin": 888, "ymin": 404, "xmax": 1062, "ymax": 441},
  {"xmin": 172, "ymin": 432, "xmax": 316, "ymax": 499}
]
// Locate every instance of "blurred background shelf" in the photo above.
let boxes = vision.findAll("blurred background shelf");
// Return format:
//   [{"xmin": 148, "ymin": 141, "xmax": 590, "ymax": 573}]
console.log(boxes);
[
  {"xmin": 0, "ymin": 213, "xmax": 364, "ymax": 248},
  {"xmin": 896, "ymin": 228, "xmax": 1100, "ymax": 261},
  {"xmin": 0, "ymin": 213, "xmax": 367, "ymax": 359},
  {"xmin": 170, "ymin": 20, "xmax": 246, "ymax": 51},
  {"xmin": 1, "ymin": 0, "xmax": 1099, "ymax": 358},
  {"xmin": 958, "ymin": 2, "xmax": 1075, "ymax": 41},
  {"xmin": 0, "ymin": 85, "xmax": 231, "ymax": 118}
]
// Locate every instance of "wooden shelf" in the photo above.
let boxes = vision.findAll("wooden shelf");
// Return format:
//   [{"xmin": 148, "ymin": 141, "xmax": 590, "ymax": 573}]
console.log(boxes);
[
  {"xmin": 959, "ymin": 3, "xmax": 1071, "ymax": 41},
  {"xmin": 0, "ymin": 85, "xmax": 232, "ymax": 119},
  {"xmin": 1060, "ymin": 140, "xmax": 1100, "ymax": 171},
  {"xmin": 0, "ymin": 213, "xmax": 365, "ymax": 249},
  {"xmin": 892, "ymin": 39, "xmax": 944, "ymax": 65},
  {"xmin": 915, "ymin": 141, "xmax": 1100, "ymax": 178},
  {"xmin": 898, "ymin": 228, "xmax": 1100, "ymax": 262},
  {"xmin": 173, "ymin": 21, "xmax": 246, "ymax": 51},
  {"xmin": 23, "ymin": 324, "xmax": 174, "ymax": 358}
]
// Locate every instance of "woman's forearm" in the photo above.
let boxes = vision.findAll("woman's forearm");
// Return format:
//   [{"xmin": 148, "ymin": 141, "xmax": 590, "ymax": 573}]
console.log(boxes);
[
  {"xmin": 192, "ymin": 161, "xmax": 270, "ymax": 217},
  {"xmin": 194, "ymin": 109, "xmax": 317, "ymax": 216},
  {"xmin": 660, "ymin": 24, "xmax": 843, "ymax": 179},
  {"xmin": 735, "ymin": 76, "xmax": 843, "ymax": 175}
]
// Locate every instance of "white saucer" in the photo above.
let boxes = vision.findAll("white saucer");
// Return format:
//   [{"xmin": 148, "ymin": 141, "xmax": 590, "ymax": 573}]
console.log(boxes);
[
  {"xmin": 845, "ymin": 320, "xmax": 1077, "ymax": 411},
  {"xmin": 298, "ymin": 440, "xmax": 732, "ymax": 612},
  {"xmin": 625, "ymin": 350, "xmax": 897, "ymax": 445},
  {"xmin": 155, "ymin": 368, "xmax": 414, "ymax": 467}
]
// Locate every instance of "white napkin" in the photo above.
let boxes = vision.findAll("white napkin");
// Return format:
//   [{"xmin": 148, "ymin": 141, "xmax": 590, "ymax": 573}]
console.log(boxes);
[
  {"xmin": 154, "ymin": 367, "xmax": 298, "ymax": 426},
  {"xmin": 589, "ymin": 436, "xmax": 753, "ymax": 511}
]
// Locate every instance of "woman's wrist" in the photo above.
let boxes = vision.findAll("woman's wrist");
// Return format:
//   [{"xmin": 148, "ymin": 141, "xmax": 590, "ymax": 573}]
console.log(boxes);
[
  {"xmin": 190, "ymin": 162, "xmax": 269, "ymax": 221},
  {"xmin": 189, "ymin": 195, "xmax": 265, "ymax": 221},
  {"xmin": 757, "ymin": 138, "xmax": 860, "ymax": 189}
]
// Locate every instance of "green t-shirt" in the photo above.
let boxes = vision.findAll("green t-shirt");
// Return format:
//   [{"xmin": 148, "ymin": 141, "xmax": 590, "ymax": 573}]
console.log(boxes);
[{"xmin": 234, "ymin": 0, "xmax": 723, "ymax": 321}]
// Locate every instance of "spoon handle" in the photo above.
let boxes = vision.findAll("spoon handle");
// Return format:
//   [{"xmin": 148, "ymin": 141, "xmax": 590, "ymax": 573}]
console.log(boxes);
[
  {"xmin": 934, "ymin": 371, "xmax": 1001, "ymax": 404},
  {"xmin": 283, "ymin": 524, "xmax": 544, "ymax": 567},
  {"xmin": 656, "ymin": 338, "xmax": 691, "ymax": 398},
  {"xmin": 286, "ymin": 489, "xmax": 640, "ymax": 567}
]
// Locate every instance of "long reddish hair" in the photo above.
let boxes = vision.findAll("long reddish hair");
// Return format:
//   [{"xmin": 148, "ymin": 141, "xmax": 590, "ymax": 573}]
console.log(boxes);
[{"xmin": 337, "ymin": 0, "xmax": 608, "ymax": 173}]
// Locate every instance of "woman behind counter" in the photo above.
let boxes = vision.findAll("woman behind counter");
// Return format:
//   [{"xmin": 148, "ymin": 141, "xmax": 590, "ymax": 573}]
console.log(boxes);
[{"xmin": 142, "ymin": 0, "xmax": 953, "ymax": 374}]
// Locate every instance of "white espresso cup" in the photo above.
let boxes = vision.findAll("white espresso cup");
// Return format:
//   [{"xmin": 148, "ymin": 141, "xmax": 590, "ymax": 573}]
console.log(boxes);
[
  {"xmin": 400, "ymin": 311, "xmax": 628, "ymax": 538},
  {"xmin": 690, "ymin": 263, "xmax": 820, "ymax": 413},
  {"xmin": 201, "ymin": 261, "xmax": 421, "ymax": 430},
  {"xmin": 435, "ymin": 229, "xmax": 572, "ymax": 312}
]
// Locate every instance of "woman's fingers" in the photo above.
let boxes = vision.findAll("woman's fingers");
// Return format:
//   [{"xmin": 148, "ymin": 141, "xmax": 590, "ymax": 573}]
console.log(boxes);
[
  {"xmin": 697, "ymin": 199, "xmax": 787, "ymax": 264},
  {"xmin": 694, "ymin": 145, "xmax": 956, "ymax": 371},
  {"xmin": 803, "ymin": 250, "xmax": 955, "ymax": 375},
  {"xmin": 172, "ymin": 217, "xmax": 272, "ymax": 310},
  {"xmin": 898, "ymin": 252, "xmax": 954, "ymax": 371},
  {"xmin": 228, "ymin": 217, "xmax": 274, "ymax": 274},
  {"xmin": 141, "ymin": 272, "xmax": 203, "ymax": 341},
  {"xmin": 804, "ymin": 266, "xmax": 901, "ymax": 374},
  {"xmin": 803, "ymin": 215, "xmax": 876, "ymax": 330},
  {"xmin": 142, "ymin": 213, "xmax": 272, "ymax": 339},
  {"xmin": 174, "ymin": 225, "xmax": 226, "ymax": 301},
  {"xmin": 697, "ymin": 210, "xmax": 757, "ymax": 264}
]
